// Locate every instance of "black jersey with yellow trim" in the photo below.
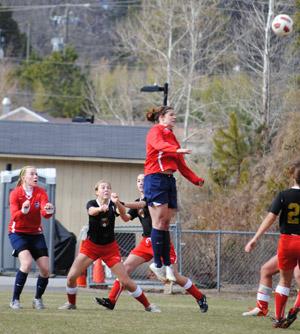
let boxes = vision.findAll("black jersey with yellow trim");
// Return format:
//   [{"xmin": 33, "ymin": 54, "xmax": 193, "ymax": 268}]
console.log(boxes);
[
  {"xmin": 269, "ymin": 188, "xmax": 300, "ymax": 235},
  {"xmin": 127, "ymin": 198, "xmax": 152, "ymax": 237},
  {"xmin": 86, "ymin": 199, "xmax": 118, "ymax": 245}
]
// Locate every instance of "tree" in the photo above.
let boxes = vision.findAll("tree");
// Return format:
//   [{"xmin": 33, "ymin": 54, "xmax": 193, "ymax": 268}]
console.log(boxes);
[
  {"xmin": 210, "ymin": 112, "xmax": 250, "ymax": 187},
  {"xmin": 228, "ymin": 0, "xmax": 297, "ymax": 150},
  {"xmin": 116, "ymin": 0, "xmax": 229, "ymax": 139},
  {"xmin": 15, "ymin": 47, "xmax": 89, "ymax": 117}
]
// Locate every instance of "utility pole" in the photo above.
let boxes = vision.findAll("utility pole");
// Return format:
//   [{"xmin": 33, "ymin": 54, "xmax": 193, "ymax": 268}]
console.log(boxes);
[
  {"xmin": 26, "ymin": 22, "xmax": 31, "ymax": 62},
  {"xmin": 64, "ymin": 4, "xmax": 70, "ymax": 53},
  {"xmin": 261, "ymin": 0, "xmax": 274, "ymax": 147}
]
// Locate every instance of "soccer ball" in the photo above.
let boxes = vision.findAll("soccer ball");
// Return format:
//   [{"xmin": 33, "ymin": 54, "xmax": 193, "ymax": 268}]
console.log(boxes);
[{"xmin": 271, "ymin": 14, "xmax": 293, "ymax": 37}]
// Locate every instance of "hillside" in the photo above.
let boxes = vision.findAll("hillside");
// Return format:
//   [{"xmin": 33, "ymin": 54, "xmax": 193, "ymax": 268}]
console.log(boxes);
[{"xmin": 178, "ymin": 112, "xmax": 300, "ymax": 231}]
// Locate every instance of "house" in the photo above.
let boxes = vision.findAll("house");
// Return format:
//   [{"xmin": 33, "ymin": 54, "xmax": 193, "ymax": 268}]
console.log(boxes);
[{"xmin": 0, "ymin": 120, "xmax": 148, "ymax": 236}]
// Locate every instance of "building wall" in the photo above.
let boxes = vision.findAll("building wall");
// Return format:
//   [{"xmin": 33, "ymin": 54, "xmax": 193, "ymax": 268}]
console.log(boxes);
[{"xmin": 0, "ymin": 158, "xmax": 143, "ymax": 236}]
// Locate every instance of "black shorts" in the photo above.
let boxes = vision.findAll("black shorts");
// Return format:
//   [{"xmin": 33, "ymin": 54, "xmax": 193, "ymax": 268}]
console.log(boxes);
[{"xmin": 9, "ymin": 233, "xmax": 48, "ymax": 260}]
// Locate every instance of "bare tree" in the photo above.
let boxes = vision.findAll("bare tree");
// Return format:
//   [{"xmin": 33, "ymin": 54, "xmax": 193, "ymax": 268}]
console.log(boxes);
[{"xmin": 116, "ymin": 0, "xmax": 228, "ymax": 140}]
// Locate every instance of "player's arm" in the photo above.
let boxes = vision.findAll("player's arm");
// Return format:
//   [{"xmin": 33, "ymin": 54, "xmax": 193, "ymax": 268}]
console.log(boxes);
[
  {"xmin": 123, "ymin": 201, "xmax": 146, "ymax": 210},
  {"xmin": 245, "ymin": 212, "xmax": 277, "ymax": 252},
  {"xmin": 9, "ymin": 191, "xmax": 29, "ymax": 220},
  {"xmin": 111, "ymin": 193, "xmax": 131, "ymax": 222},
  {"xmin": 40, "ymin": 189, "xmax": 54, "ymax": 218},
  {"xmin": 177, "ymin": 154, "xmax": 204, "ymax": 186},
  {"xmin": 87, "ymin": 200, "xmax": 108, "ymax": 216}
]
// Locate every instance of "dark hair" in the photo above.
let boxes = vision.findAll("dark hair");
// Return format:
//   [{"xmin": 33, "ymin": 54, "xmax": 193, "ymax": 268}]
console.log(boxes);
[
  {"xmin": 289, "ymin": 160, "xmax": 300, "ymax": 185},
  {"xmin": 146, "ymin": 106, "xmax": 173, "ymax": 123}
]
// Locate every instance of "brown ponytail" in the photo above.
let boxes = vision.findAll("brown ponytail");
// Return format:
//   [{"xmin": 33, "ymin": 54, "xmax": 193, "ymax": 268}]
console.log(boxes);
[
  {"xmin": 16, "ymin": 166, "xmax": 35, "ymax": 186},
  {"xmin": 288, "ymin": 160, "xmax": 300, "ymax": 186},
  {"xmin": 146, "ymin": 106, "xmax": 173, "ymax": 123}
]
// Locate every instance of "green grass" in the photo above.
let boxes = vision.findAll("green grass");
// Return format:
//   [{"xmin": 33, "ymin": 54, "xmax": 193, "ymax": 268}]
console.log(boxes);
[{"xmin": 0, "ymin": 290, "xmax": 299, "ymax": 334}]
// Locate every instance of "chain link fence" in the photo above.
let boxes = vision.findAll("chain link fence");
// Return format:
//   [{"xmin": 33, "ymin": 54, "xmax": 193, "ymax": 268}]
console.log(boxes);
[{"xmin": 87, "ymin": 225, "xmax": 283, "ymax": 292}]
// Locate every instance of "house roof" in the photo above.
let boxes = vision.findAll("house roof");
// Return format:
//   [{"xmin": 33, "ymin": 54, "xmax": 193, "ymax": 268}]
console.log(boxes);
[
  {"xmin": 0, "ymin": 121, "xmax": 149, "ymax": 161},
  {"xmin": 0, "ymin": 107, "xmax": 49, "ymax": 122}
]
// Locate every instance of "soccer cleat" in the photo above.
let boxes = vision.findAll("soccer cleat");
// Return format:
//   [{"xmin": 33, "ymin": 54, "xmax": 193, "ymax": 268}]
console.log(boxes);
[
  {"xmin": 165, "ymin": 265, "xmax": 176, "ymax": 282},
  {"xmin": 149, "ymin": 263, "xmax": 166, "ymax": 282},
  {"xmin": 242, "ymin": 307, "xmax": 268, "ymax": 317},
  {"xmin": 9, "ymin": 300, "xmax": 22, "ymax": 310},
  {"xmin": 95, "ymin": 297, "xmax": 115, "ymax": 310},
  {"xmin": 281, "ymin": 307, "xmax": 300, "ymax": 328},
  {"xmin": 58, "ymin": 302, "xmax": 77, "ymax": 310},
  {"xmin": 32, "ymin": 298, "xmax": 45, "ymax": 310},
  {"xmin": 272, "ymin": 317, "xmax": 286, "ymax": 328},
  {"xmin": 145, "ymin": 303, "xmax": 161, "ymax": 313},
  {"xmin": 197, "ymin": 295, "xmax": 208, "ymax": 313}
]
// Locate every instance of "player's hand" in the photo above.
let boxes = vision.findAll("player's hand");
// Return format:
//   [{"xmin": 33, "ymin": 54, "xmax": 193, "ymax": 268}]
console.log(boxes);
[
  {"xmin": 22, "ymin": 200, "xmax": 30, "ymax": 214},
  {"xmin": 198, "ymin": 179, "xmax": 204, "ymax": 187},
  {"xmin": 110, "ymin": 192, "xmax": 120, "ymax": 204},
  {"xmin": 245, "ymin": 239, "xmax": 257, "ymax": 253},
  {"xmin": 44, "ymin": 203, "xmax": 54, "ymax": 214},
  {"xmin": 176, "ymin": 148, "xmax": 192, "ymax": 154},
  {"xmin": 99, "ymin": 204, "xmax": 109, "ymax": 212}
]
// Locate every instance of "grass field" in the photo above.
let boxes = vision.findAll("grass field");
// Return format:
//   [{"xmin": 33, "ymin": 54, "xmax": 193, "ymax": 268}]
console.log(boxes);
[{"xmin": 0, "ymin": 289, "xmax": 299, "ymax": 334}]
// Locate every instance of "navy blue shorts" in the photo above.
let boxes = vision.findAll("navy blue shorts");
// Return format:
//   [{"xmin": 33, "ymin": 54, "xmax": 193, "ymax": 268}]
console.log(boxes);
[
  {"xmin": 9, "ymin": 233, "xmax": 48, "ymax": 260},
  {"xmin": 144, "ymin": 173, "xmax": 177, "ymax": 209}
]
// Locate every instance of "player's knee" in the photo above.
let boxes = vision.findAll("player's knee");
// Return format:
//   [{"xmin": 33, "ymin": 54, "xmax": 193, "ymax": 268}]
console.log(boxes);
[
  {"xmin": 123, "ymin": 263, "xmax": 133, "ymax": 275},
  {"xmin": 260, "ymin": 263, "xmax": 274, "ymax": 278},
  {"xmin": 118, "ymin": 276, "xmax": 131, "ymax": 288},
  {"xmin": 20, "ymin": 259, "xmax": 33, "ymax": 272}
]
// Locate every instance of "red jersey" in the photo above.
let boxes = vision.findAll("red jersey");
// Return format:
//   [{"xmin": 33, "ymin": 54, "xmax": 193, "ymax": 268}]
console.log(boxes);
[
  {"xmin": 8, "ymin": 186, "xmax": 53, "ymax": 234},
  {"xmin": 144, "ymin": 124, "xmax": 204, "ymax": 185}
]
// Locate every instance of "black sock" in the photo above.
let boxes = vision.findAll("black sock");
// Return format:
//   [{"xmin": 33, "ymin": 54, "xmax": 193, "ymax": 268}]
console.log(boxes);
[
  {"xmin": 13, "ymin": 270, "xmax": 28, "ymax": 301},
  {"xmin": 162, "ymin": 231, "xmax": 171, "ymax": 266},
  {"xmin": 151, "ymin": 228, "xmax": 164, "ymax": 267},
  {"xmin": 35, "ymin": 276, "xmax": 49, "ymax": 299}
]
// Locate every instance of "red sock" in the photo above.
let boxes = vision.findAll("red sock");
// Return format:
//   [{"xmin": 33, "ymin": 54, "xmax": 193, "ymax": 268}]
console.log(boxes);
[
  {"xmin": 293, "ymin": 291, "xmax": 300, "ymax": 309},
  {"xmin": 257, "ymin": 300, "xmax": 268, "ymax": 311},
  {"xmin": 67, "ymin": 293, "xmax": 76, "ymax": 305},
  {"xmin": 186, "ymin": 284, "xmax": 203, "ymax": 301},
  {"xmin": 275, "ymin": 292, "xmax": 288, "ymax": 320},
  {"xmin": 109, "ymin": 279, "xmax": 124, "ymax": 304},
  {"xmin": 135, "ymin": 292, "xmax": 150, "ymax": 308}
]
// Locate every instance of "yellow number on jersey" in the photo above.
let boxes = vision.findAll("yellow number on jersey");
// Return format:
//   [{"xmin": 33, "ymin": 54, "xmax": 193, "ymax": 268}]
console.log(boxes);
[{"xmin": 288, "ymin": 203, "xmax": 300, "ymax": 224}]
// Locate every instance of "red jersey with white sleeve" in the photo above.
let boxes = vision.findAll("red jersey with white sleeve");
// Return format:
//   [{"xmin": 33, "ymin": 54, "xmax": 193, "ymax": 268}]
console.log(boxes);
[
  {"xmin": 8, "ymin": 186, "xmax": 53, "ymax": 234},
  {"xmin": 144, "ymin": 124, "xmax": 204, "ymax": 185}
]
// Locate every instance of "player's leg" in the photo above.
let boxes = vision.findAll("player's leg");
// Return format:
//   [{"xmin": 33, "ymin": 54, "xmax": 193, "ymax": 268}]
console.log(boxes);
[
  {"xmin": 32, "ymin": 234, "xmax": 50, "ymax": 309},
  {"xmin": 33, "ymin": 254, "xmax": 50, "ymax": 309},
  {"xmin": 10, "ymin": 249, "xmax": 33, "ymax": 309},
  {"xmin": 111, "ymin": 262, "xmax": 160, "ymax": 312},
  {"xmin": 148, "ymin": 204, "xmax": 171, "ymax": 281},
  {"xmin": 59, "ymin": 253, "xmax": 93, "ymax": 309},
  {"xmin": 242, "ymin": 255, "xmax": 278, "ymax": 316},
  {"xmin": 273, "ymin": 269, "xmax": 294, "ymax": 327},
  {"xmin": 95, "ymin": 254, "xmax": 146, "ymax": 310},
  {"xmin": 280, "ymin": 261, "xmax": 300, "ymax": 328},
  {"xmin": 172, "ymin": 263, "xmax": 208, "ymax": 313},
  {"xmin": 162, "ymin": 208, "xmax": 176, "ymax": 282}
]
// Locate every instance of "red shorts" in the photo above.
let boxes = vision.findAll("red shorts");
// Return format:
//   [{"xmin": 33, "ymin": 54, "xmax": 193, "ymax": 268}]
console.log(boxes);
[
  {"xmin": 80, "ymin": 239, "xmax": 121, "ymax": 268},
  {"xmin": 130, "ymin": 237, "xmax": 177, "ymax": 264},
  {"xmin": 278, "ymin": 234, "xmax": 300, "ymax": 270}
]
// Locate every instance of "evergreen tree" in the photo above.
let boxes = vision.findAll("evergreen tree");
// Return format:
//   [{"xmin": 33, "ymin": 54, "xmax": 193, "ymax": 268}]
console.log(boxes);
[
  {"xmin": 15, "ymin": 47, "xmax": 89, "ymax": 118},
  {"xmin": 210, "ymin": 112, "xmax": 250, "ymax": 187}
]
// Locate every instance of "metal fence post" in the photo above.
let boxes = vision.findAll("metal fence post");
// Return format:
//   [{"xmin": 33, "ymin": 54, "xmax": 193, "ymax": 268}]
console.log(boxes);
[
  {"xmin": 175, "ymin": 214, "xmax": 182, "ymax": 273},
  {"xmin": 217, "ymin": 230, "xmax": 222, "ymax": 292}
]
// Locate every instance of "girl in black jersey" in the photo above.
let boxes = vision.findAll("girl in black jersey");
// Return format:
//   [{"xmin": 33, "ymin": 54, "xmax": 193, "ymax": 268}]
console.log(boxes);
[
  {"xmin": 245, "ymin": 160, "xmax": 300, "ymax": 328},
  {"xmin": 59, "ymin": 180, "xmax": 160, "ymax": 312},
  {"xmin": 95, "ymin": 174, "xmax": 208, "ymax": 313}
]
